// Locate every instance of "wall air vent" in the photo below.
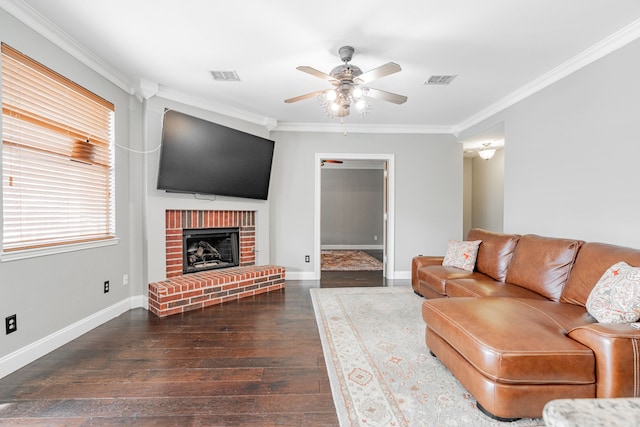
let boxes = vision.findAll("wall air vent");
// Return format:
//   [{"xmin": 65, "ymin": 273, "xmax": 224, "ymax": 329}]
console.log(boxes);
[
  {"xmin": 424, "ymin": 75, "xmax": 457, "ymax": 85},
  {"xmin": 210, "ymin": 70, "xmax": 241, "ymax": 81}
]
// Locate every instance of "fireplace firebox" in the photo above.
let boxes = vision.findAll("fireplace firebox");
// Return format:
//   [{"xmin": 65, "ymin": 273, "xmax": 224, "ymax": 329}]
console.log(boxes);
[{"xmin": 182, "ymin": 227, "xmax": 239, "ymax": 274}]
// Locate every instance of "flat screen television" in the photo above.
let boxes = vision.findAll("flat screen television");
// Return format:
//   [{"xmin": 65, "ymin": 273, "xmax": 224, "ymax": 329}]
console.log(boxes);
[{"xmin": 157, "ymin": 109, "xmax": 275, "ymax": 200}]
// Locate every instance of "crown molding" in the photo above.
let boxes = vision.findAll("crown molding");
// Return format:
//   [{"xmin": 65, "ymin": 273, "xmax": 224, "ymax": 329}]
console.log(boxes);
[
  {"xmin": 1, "ymin": 0, "xmax": 132, "ymax": 94},
  {"xmin": 455, "ymin": 18, "xmax": 640, "ymax": 134},
  {"xmin": 157, "ymin": 86, "xmax": 279, "ymax": 130},
  {"xmin": 274, "ymin": 122, "xmax": 455, "ymax": 134}
]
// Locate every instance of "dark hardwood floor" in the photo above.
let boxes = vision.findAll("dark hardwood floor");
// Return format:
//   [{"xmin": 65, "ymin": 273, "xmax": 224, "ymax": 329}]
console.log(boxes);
[{"xmin": 0, "ymin": 271, "xmax": 408, "ymax": 426}]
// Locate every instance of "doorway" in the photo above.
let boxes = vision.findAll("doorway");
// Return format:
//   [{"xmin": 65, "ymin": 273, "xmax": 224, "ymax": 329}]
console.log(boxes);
[{"xmin": 314, "ymin": 153, "xmax": 395, "ymax": 280}]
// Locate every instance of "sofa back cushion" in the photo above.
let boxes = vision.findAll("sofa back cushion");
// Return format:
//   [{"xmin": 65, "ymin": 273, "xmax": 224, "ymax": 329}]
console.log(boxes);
[
  {"xmin": 561, "ymin": 242, "xmax": 640, "ymax": 307},
  {"xmin": 505, "ymin": 234, "xmax": 583, "ymax": 301},
  {"xmin": 466, "ymin": 228, "xmax": 520, "ymax": 282}
]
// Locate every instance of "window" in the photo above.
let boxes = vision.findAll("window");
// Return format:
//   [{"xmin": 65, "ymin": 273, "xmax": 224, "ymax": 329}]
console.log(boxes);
[{"xmin": 1, "ymin": 43, "xmax": 115, "ymax": 253}]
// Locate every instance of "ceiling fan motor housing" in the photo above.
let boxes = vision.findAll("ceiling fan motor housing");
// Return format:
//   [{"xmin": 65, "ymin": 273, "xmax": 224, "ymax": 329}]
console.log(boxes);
[
  {"xmin": 338, "ymin": 46, "xmax": 355, "ymax": 63},
  {"xmin": 330, "ymin": 64, "xmax": 362, "ymax": 80}
]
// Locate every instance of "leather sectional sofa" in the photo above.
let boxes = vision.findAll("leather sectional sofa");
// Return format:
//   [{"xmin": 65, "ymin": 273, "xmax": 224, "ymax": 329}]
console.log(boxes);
[{"xmin": 413, "ymin": 228, "xmax": 640, "ymax": 420}]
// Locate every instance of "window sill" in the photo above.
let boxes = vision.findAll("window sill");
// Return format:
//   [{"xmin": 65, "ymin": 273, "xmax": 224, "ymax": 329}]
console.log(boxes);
[{"xmin": 1, "ymin": 238, "xmax": 120, "ymax": 262}]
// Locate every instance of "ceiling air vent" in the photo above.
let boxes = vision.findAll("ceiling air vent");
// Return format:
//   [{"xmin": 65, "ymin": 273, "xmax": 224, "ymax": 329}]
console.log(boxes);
[
  {"xmin": 210, "ymin": 70, "xmax": 241, "ymax": 81},
  {"xmin": 425, "ymin": 75, "xmax": 457, "ymax": 85}
]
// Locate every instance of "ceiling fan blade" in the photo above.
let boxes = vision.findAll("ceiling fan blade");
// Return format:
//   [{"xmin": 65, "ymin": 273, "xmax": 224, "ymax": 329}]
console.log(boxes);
[
  {"xmin": 284, "ymin": 89, "xmax": 326, "ymax": 103},
  {"xmin": 296, "ymin": 66, "xmax": 336, "ymax": 82},
  {"xmin": 365, "ymin": 87, "xmax": 408, "ymax": 104},
  {"xmin": 356, "ymin": 62, "xmax": 401, "ymax": 84}
]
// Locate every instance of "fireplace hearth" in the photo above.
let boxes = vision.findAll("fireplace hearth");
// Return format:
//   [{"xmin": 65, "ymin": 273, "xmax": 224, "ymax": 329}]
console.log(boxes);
[
  {"xmin": 152, "ymin": 209, "xmax": 284, "ymax": 317},
  {"xmin": 183, "ymin": 227, "xmax": 239, "ymax": 274}
]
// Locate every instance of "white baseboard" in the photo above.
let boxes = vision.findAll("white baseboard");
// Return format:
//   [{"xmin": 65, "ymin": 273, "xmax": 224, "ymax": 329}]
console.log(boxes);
[
  {"xmin": 131, "ymin": 294, "xmax": 149, "ymax": 310},
  {"xmin": 321, "ymin": 245, "xmax": 384, "ymax": 250},
  {"xmin": 285, "ymin": 270, "xmax": 411, "ymax": 281},
  {"xmin": 286, "ymin": 271, "xmax": 318, "ymax": 281},
  {"xmin": 390, "ymin": 270, "xmax": 411, "ymax": 280},
  {"xmin": 0, "ymin": 296, "xmax": 146, "ymax": 380}
]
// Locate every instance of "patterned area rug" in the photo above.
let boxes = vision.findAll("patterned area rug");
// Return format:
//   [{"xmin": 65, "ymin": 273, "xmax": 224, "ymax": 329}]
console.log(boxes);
[
  {"xmin": 321, "ymin": 250, "xmax": 383, "ymax": 271},
  {"xmin": 311, "ymin": 286, "xmax": 544, "ymax": 426}
]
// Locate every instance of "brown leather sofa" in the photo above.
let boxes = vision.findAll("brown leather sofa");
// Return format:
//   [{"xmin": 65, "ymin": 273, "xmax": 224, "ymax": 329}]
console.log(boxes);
[{"xmin": 414, "ymin": 229, "xmax": 640, "ymax": 420}]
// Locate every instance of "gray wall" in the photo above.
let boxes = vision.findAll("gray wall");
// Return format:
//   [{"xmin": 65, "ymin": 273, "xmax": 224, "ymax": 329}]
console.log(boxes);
[
  {"xmin": 0, "ymin": 9, "xmax": 141, "ymax": 364},
  {"xmin": 269, "ymin": 131, "xmax": 463, "ymax": 276},
  {"xmin": 463, "ymin": 158, "xmax": 473, "ymax": 237},
  {"xmin": 471, "ymin": 148, "xmax": 505, "ymax": 233},
  {"xmin": 459, "ymin": 38, "xmax": 640, "ymax": 248},
  {"xmin": 321, "ymin": 168, "xmax": 384, "ymax": 248}
]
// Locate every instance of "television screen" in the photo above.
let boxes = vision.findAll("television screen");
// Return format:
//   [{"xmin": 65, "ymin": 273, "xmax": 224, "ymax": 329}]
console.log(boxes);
[{"xmin": 157, "ymin": 109, "xmax": 275, "ymax": 200}]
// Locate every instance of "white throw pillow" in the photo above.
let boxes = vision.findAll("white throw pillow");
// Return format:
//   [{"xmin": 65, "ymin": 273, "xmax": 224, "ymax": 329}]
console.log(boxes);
[
  {"xmin": 586, "ymin": 261, "xmax": 640, "ymax": 323},
  {"xmin": 442, "ymin": 240, "xmax": 481, "ymax": 272}
]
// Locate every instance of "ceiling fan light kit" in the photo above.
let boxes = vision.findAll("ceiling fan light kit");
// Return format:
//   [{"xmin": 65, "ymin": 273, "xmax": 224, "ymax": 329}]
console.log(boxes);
[
  {"xmin": 319, "ymin": 85, "xmax": 370, "ymax": 118},
  {"xmin": 285, "ymin": 46, "xmax": 407, "ymax": 120}
]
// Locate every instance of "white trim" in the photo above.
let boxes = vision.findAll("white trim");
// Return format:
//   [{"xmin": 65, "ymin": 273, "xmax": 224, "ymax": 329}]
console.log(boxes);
[
  {"xmin": 156, "ymin": 86, "xmax": 278, "ymax": 130},
  {"xmin": 130, "ymin": 295, "xmax": 149, "ymax": 310},
  {"xmin": 0, "ymin": 0, "xmax": 131, "ymax": 94},
  {"xmin": 393, "ymin": 270, "xmax": 411, "ymax": 280},
  {"xmin": 1, "ymin": 238, "xmax": 120, "ymax": 262},
  {"xmin": 274, "ymin": 122, "xmax": 455, "ymax": 134},
  {"xmin": 0, "ymin": 296, "xmax": 146, "ymax": 380},
  {"xmin": 315, "ymin": 153, "xmax": 395, "ymax": 280},
  {"xmin": 456, "ymin": 18, "xmax": 640, "ymax": 133},
  {"xmin": 321, "ymin": 245, "xmax": 384, "ymax": 250},
  {"xmin": 286, "ymin": 271, "xmax": 318, "ymax": 281}
]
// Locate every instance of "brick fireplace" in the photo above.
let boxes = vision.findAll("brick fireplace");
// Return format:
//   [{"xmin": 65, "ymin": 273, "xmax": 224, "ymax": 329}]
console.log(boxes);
[
  {"xmin": 148, "ymin": 209, "xmax": 285, "ymax": 317},
  {"xmin": 165, "ymin": 209, "xmax": 256, "ymax": 278}
]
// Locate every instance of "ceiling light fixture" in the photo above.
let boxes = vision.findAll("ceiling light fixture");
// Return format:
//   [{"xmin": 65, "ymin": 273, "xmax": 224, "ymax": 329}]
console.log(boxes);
[
  {"xmin": 478, "ymin": 143, "xmax": 496, "ymax": 160},
  {"xmin": 318, "ymin": 82, "xmax": 371, "ymax": 119}
]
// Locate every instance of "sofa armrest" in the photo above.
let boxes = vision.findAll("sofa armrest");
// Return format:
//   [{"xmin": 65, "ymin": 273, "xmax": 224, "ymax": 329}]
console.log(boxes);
[
  {"xmin": 568, "ymin": 323, "xmax": 640, "ymax": 398},
  {"xmin": 411, "ymin": 255, "xmax": 444, "ymax": 291}
]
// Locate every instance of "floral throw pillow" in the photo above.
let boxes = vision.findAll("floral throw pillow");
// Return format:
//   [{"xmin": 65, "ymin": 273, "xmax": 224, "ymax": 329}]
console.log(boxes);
[
  {"xmin": 586, "ymin": 261, "xmax": 640, "ymax": 323},
  {"xmin": 442, "ymin": 240, "xmax": 482, "ymax": 272}
]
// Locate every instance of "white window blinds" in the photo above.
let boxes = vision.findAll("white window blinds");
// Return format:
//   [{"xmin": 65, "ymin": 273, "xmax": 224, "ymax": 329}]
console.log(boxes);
[{"xmin": 1, "ymin": 43, "xmax": 115, "ymax": 252}]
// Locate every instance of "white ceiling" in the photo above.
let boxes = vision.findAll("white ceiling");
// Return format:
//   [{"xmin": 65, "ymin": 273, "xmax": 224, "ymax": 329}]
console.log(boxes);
[{"xmin": 5, "ymin": 0, "xmax": 640, "ymax": 136}]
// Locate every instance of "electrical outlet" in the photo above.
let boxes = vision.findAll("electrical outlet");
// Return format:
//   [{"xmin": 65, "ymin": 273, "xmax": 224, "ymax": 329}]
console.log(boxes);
[
  {"xmin": 104, "ymin": 280, "xmax": 110, "ymax": 293},
  {"xmin": 305, "ymin": 255, "xmax": 310, "ymax": 263},
  {"xmin": 5, "ymin": 314, "xmax": 17, "ymax": 335},
  {"xmin": 122, "ymin": 274, "xmax": 129, "ymax": 286}
]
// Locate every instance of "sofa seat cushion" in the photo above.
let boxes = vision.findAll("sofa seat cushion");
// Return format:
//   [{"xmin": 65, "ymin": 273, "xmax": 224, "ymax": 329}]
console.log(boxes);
[
  {"xmin": 417, "ymin": 265, "xmax": 486, "ymax": 296},
  {"xmin": 422, "ymin": 297, "xmax": 596, "ymax": 384},
  {"xmin": 446, "ymin": 278, "xmax": 551, "ymax": 299}
]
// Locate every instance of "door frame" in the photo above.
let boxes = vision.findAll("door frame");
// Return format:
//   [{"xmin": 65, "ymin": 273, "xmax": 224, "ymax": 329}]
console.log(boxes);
[{"xmin": 314, "ymin": 152, "xmax": 395, "ymax": 279}]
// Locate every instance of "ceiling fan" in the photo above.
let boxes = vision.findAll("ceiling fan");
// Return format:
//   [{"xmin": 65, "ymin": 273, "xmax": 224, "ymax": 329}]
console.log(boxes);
[
  {"xmin": 285, "ymin": 46, "xmax": 407, "ymax": 118},
  {"xmin": 320, "ymin": 159, "xmax": 343, "ymax": 166}
]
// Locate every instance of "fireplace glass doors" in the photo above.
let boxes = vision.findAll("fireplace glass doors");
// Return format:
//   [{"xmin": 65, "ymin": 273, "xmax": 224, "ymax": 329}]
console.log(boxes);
[{"xmin": 182, "ymin": 227, "xmax": 239, "ymax": 274}]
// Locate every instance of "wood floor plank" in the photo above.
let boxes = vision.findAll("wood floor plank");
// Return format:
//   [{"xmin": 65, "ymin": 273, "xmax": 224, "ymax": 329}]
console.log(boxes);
[{"xmin": 0, "ymin": 272, "xmax": 405, "ymax": 425}]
